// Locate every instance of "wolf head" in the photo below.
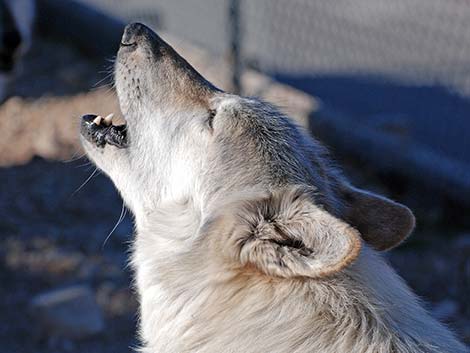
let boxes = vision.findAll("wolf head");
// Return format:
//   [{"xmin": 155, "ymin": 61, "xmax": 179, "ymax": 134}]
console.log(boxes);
[{"xmin": 81, "ymin": 23, "xmax": 414, "ymax": 279}]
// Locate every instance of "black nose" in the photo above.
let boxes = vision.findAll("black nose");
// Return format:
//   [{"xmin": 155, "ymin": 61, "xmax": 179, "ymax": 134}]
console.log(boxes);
[{"xmin": 121, "ymin": 23, "xmax": 152, "ymax": 47}]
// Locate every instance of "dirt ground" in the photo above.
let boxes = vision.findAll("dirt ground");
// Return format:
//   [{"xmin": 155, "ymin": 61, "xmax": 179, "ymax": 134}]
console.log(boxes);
[{"xmin": 0, "ymin": 35, "xmax": 468, "ymax": 353}]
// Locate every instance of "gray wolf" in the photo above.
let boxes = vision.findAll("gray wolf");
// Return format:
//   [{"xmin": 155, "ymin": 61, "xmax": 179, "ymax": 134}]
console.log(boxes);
[{"xmin": 81, "ymin": 23, "xmax": 468, "ymax": 353}]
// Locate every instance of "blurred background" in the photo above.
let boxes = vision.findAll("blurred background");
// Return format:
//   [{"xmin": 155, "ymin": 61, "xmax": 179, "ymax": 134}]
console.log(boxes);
[{"xmin": 0, "ymin": 0, "xmax": 469, "ymax": 352}]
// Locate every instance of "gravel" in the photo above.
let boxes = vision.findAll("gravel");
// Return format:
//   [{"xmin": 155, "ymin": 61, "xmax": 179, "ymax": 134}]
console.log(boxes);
[{"xmin": 31, "ymin": 285, "xmax": 105, "ymax": 340}]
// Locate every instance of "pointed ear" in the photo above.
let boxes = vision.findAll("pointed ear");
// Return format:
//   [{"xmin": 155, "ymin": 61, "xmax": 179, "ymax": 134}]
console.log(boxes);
[
  {"xmin": 340, "ymin": 184, "xmax": 415, "ymax": 251},
  {"xmin": 206, "ymin": 186, "xmax": 361, "ymax": 279}
]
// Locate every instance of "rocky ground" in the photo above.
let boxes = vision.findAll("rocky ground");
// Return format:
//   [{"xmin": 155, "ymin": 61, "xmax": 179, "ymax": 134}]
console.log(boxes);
[{"xmin": 0, "ymin": 34, "xmax": 468, "ymax": 353}]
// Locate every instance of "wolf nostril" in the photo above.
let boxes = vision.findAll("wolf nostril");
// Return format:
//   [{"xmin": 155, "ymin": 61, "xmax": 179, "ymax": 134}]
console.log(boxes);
[{"xmin": 121, "ymin": 23, "xmax": 153, "ymax": 48}]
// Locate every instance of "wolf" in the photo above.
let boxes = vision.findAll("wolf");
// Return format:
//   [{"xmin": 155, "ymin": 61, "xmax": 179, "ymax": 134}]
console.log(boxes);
[
  {"xmin": 0, "ymin": 0, "xmax": 35, "ymax": 102},
  {"xmin": 81, "ymin": 23, "xmax": 468, "ymax": 353}
]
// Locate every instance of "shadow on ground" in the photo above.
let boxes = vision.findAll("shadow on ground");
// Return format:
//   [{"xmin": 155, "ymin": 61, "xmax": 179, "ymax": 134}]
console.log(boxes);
[
  {"xmin": 276, "ymin": 73, "xmax": 470, "ymax": 164},
  {"xmin": 0, "ymin": 158, "xmax": 136, "ymax": 353}
]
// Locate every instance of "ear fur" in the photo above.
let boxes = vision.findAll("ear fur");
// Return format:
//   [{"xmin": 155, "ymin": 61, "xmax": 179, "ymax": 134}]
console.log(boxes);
[
  {"xmin": 206, "ymin": 186, "xmax": 361, "ymax": 279},
  {"xmin": 341, "ymin": 184, "xmax": 415, "ymax": 251}
]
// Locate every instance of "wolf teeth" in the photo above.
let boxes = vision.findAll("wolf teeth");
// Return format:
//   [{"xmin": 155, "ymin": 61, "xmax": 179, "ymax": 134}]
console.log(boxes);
[
  {"xmin": 93, "ymin": 116, "xmax": 103, "ymax": 125},
  {"xmin": 103, "ymin": 113, "xmax": 114, "ymax": 126}
]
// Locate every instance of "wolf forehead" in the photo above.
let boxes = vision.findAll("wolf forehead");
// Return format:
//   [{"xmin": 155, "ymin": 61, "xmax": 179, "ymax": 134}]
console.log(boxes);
[{"xmin": 206, "ymin": 96, "xmax": 339, "ymax": 205}]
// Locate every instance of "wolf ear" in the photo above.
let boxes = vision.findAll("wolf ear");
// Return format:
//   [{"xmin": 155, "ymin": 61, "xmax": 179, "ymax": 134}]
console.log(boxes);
[
  {"xmin": 206, "ymin": 186, "xmax": 361, "ymax": 279},
  {"xmin": 340, "ymin": 184, "xmax": 415, "ymax": 251}
]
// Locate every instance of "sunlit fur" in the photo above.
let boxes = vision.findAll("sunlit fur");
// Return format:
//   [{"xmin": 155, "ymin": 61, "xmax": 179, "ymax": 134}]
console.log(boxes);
[{"xmin": 82, "ymin": 24, "xmax": 467, "ymax": 353}]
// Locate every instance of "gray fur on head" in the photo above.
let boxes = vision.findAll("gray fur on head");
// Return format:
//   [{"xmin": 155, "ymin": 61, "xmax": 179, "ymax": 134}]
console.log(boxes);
[{"xmin": 81, "ymin": 23, "xmax": 467, "ymax": 353}]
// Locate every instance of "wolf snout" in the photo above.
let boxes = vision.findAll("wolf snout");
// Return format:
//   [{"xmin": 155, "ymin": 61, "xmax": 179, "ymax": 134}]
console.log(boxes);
[
  {"xmin": 120, "ymin": 23, "xmax": 154, "ymax": 49},
  {"xmin": 115, "ymin": 22, "xmax": 218, "ymax": 110}
]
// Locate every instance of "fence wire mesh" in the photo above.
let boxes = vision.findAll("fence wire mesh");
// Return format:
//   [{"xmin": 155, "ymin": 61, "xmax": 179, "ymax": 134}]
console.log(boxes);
[{"xmin": 80, "ymin": 0, "xmax": 470, "ymax": 96}]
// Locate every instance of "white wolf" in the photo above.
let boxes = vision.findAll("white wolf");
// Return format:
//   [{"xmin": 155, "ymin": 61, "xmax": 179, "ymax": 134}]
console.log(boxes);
[{"xmin": 81, "ymin": 23, "xmax": 468, "ymax": 353}]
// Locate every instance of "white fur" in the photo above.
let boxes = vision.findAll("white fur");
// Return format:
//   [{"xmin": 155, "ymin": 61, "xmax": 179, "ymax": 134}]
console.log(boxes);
[
  {"xmin": 84, "ymin": 96, "xmax": 468, "ymax": 352},
  {"xmin": 82, "ymin": 24, "xmax": 468, "ymax": 353},
  {"xmin": 130, "ymin": 197, "xmax": 466, "ymax": 353}
]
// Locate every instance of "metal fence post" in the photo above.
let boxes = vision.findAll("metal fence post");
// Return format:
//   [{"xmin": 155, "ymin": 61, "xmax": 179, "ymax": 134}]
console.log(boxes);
[{"xmin": 228, "ymin": 0, "xmax": 242, "ymax": 94}]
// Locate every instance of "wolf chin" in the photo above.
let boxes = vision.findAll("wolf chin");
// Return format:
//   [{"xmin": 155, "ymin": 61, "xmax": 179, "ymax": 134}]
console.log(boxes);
[{"xmin": 81, "ymin": 23, "xmax": 468, "ymax": 353}]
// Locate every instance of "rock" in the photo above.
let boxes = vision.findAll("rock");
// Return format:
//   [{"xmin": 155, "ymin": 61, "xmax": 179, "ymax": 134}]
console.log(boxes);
[
  {"xmin": 431, "ymin": 299, "xmax": 459, "ymax": 321},
  {"xmin": 30, "ymin": 285, "xmax": 104, "ymax": 339}
]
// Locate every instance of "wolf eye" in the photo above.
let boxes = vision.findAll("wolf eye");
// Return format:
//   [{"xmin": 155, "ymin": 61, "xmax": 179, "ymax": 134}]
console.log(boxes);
[{"xmin": 207, "ymin": 109, "xmax": 216, "ymax": 130}]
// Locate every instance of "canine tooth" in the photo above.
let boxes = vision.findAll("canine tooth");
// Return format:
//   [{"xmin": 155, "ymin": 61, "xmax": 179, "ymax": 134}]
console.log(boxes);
[
  {"xmin": 103, "ymin": 113, "xmax": 114, "ymax": 126},
  {"xmin": 93, "ymin": 116, "xmax": 102, "ymax": 125}
]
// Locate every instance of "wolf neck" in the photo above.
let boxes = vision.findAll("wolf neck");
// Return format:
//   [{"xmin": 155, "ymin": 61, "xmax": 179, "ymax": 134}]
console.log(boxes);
[{"xmin": 132, "ymin": 204, "xmax": 464, "ymax": 353}]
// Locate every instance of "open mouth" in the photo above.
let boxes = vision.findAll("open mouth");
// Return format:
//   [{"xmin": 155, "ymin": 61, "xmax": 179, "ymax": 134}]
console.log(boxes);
[{"xmin": 80, "ymin": 114, "xmax": 128, "ymax": 148}]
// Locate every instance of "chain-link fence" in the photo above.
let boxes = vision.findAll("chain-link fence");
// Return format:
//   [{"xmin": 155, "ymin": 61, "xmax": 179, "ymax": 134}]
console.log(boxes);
[{"xmin": 78, "ymin": 0, "xmax": 470, "ymax": 93}]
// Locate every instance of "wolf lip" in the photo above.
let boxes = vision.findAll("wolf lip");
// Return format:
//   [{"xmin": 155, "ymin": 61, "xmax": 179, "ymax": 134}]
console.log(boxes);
[
  {"xmin": 80, "ymin": 114, "xmax": 128, "ymax": 148},
  {"xmin": 120, "ymin": 41, "xmax": 137, "ymax": 47}
]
